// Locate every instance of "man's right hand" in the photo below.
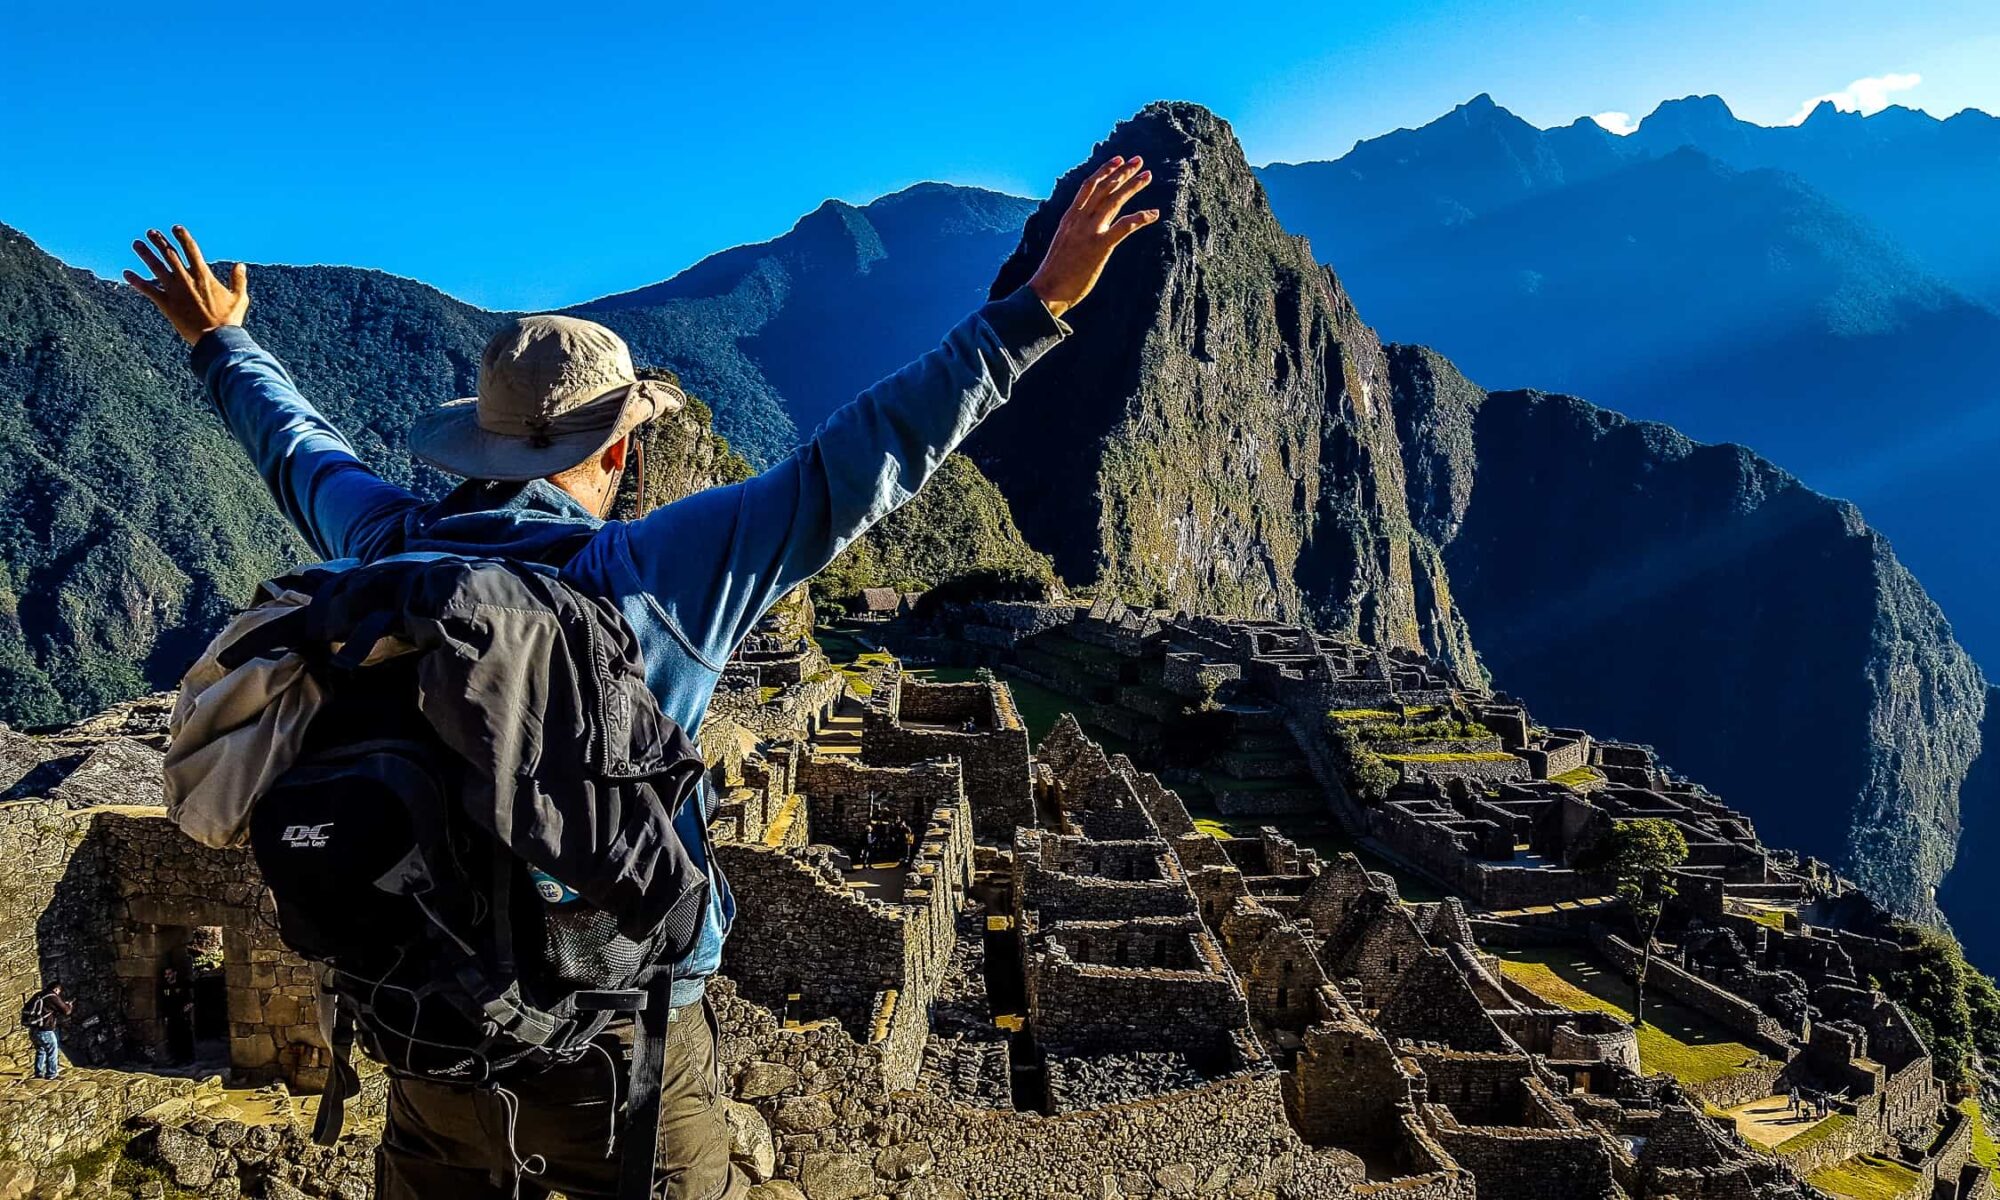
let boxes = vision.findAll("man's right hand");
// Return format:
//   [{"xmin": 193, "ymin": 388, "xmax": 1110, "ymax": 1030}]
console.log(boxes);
[
  {"xmin": 124, "ymin": 226, "xmax": 249, "ymax": 346},
  {"xmin": 1027, "ymin": 156, "xmax": 1161, "ymax": 321}
]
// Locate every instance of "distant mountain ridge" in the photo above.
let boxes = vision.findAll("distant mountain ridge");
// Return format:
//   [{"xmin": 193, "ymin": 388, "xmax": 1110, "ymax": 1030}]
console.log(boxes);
[
  {"xmin": 1256, "ymin": 93, "xmax": 2000, "ymax": 676},
  {"xmin": 1392, "ymin": 344, "xmax": 1983, "ymax": 928},
  {"xmin": 1262, "ymin": 91, "xmax": 2000, "ymax": 307},
  {"xmin": 575, "ymin": 182, "xmax": 1037, "ymax": 464}
]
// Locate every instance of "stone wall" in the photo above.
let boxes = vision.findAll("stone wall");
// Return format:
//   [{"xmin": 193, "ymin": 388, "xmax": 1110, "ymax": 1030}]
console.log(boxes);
[
  {"xmin": 794, "ymin": 755, "xmax": 963, "ymax": 851},
  {"xmin": 714, "ymin": 777, "xmax": 972, "ymax": 1088},
  {"xmin": 0, "ymin": 799, "xmax": 122, "ymax": 1071},
  {"xmin": 1593, "ymin": 931, "xmax": 1796, "ymax": 1056},
  {"xmin": 712, "ymin": 978, "xmax": 1352, "ymax": 1200},
  {"xmin": 1013, "ymin": 830, "xmax": 1197, "ymax": 924},
  {"xmin": 1026, "ymin": 917, "xmax": 1248, "ymax": 1059},
  {"xmin": 96, "ymin": 812, "xmax": 327, "ymax": 1088},
  {"xmin": 1425, "ymin": 1104, "xmax": 1621, "ymax": 1200},
  {"xmin": 862, "ymin": 673, "xmax": 1033, "ymax": 838},
  {"xmin": 0, "ymin": 801, "xmax": 323, "ymax": 1088},
  {"xmin": 1549, "ymin": 1017, "xmax": 1641, "ymax": 1074},
  {"xmin": 715, "ymin": 843, "xmax": 914, "ymax": 1041},
  {"xmin": 1290, "ymin": 1017, "xmax": 1413, "ymax": 1149},
  {"xmin": 0, "ymin": 1067, "xmax": 200, "ymax": 1169}
]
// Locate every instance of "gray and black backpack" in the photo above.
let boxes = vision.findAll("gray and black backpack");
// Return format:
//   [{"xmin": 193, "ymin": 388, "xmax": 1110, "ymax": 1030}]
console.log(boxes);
[{"xmin": 213, "ymin": 556, "xmax": 714, "ymax": 1200}]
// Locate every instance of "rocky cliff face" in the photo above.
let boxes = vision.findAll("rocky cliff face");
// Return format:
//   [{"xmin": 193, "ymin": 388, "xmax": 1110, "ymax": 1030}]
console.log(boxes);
[
  {"xmin": 970, "ymin": 103, "xmax": 1480, "ymax": 680},
  {"xmin": 1389, "ymin": 345, "xmax": 1985, "ymax": 923}
]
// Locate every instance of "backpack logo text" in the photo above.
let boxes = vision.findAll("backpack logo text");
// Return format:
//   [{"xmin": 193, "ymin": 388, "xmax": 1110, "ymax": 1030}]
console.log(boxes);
[{"xmin": 281, "ymin": 822, "xmax": 334, "ymax": 849}]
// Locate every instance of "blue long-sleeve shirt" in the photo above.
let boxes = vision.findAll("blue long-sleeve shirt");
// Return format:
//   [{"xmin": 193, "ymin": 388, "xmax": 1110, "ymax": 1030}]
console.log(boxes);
[{"xmin": 191, "ymin": 286, "xmax": 1068, "ymax": 1003}]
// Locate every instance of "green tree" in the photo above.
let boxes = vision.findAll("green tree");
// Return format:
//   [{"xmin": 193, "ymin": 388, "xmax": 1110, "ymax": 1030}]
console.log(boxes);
[
  {"xmin": 1879, "ymin": 925, "xmax": 1998, "ymax": 1087},
  {"xmin": 1590, "ymin": 818, "xmax": 1689, "ymax": 1026}
]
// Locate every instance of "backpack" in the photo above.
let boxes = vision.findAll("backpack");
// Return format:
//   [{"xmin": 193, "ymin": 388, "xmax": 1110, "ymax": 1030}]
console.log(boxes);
[
  {"xmin": 20, "ymin": 994, "xmax": 46, "ymax": 1030},
  {"xmin": 201, "ymin": 557, "xmax": 713, "ymax": 1200}
]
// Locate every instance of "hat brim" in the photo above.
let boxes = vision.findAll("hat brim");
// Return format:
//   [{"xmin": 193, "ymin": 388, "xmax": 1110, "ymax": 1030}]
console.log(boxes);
[{"xmin": 408, "ymin": 378, "xmax": 683, "ymax": 482}]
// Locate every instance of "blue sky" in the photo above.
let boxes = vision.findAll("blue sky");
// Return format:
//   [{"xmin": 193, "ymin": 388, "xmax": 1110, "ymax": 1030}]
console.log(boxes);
[{"xmin": 4, "ymin": 0, "xmax": 1996, "ymax": 309}]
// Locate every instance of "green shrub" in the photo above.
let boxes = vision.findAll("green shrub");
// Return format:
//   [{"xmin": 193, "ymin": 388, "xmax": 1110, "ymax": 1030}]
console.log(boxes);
[
  {"xmin": 1330, "ymin": 724, "xmax": 1397, "ymax": 803},
  {"xmin": 1878, "ymin": 925, "xmax": 1998, "ymax": 1087}
]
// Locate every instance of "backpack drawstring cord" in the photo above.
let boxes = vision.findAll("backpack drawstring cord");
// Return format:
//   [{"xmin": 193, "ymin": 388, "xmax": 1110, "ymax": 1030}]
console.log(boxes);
[
  {"xmin": 492, "ymin": 1084, "xmax": 547, "ymax": 1198},
  {"xmin": 585, "ymin": 1039, "xmax": 621, "ymax": 1155}
]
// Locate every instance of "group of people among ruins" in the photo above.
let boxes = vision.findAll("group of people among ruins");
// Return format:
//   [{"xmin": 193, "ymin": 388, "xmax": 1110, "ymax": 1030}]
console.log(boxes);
[{"xmin": 1787, "ymin": 1084, "xmax": 1837, "ymax": 1121}]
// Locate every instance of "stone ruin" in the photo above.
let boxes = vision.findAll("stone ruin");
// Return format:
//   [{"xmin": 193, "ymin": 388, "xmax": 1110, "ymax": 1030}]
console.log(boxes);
[{"xmin": 0, "ymin": 604, "xmax": 1992, "ymax": 1200}]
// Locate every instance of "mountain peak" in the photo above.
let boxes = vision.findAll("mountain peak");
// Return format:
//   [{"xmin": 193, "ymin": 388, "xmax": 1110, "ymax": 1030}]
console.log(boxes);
[
  {"xmin": 1640, "ymin": 93, "xmax": 1740, "ymax": 129},
  {"xmin": 974, "ymin": 104, "xmax": 1480, "ymax": 672}
]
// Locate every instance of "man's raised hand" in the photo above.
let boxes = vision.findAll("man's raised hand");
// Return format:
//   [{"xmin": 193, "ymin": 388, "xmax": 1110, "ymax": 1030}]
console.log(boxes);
[
  {"xmin": 1026, "ymin": 156, "xmax": 1161, "ymax": 320},
  {"xmin": 124, "ymin": 226, "xmax": 249, "ymax": 345}
]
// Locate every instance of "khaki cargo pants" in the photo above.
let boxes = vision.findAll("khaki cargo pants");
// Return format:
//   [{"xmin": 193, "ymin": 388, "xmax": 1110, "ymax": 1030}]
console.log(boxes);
[{"xmin": 375, "ymin": 999, "xmax": 746, "ymax": 1200}]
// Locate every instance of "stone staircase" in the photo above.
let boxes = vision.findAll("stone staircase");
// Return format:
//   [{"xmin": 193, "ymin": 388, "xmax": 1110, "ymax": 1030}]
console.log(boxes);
[{"xmin": 813, "ymin": 712, "xmax": 864, "ymax": 758}]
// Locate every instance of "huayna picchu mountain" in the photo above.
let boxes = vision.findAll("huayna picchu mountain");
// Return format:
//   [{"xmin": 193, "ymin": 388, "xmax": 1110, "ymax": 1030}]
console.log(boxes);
[{"xmin": 972, "ymin": 102, "xmax": 1483, "ymax": 683}]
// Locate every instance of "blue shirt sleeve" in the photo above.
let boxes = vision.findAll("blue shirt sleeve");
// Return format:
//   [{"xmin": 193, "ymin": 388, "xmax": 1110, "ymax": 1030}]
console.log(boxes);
[
  {"xmin": 191, "ymin": 325, "xmax": 423, "ymax": 563},
  {"xmin": 618, "ymin": 286, "xmax": 1068, "ymax": 667}
]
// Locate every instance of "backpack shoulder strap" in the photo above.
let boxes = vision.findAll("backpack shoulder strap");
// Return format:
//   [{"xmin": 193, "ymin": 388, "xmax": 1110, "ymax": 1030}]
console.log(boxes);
[
  {"xmin": 312, "ymin": 999, "xmax": 360, "ymax": 1145},
  {"xmin": 615, "ymin": 974, "xmax": 679, "ymax": 1200}
]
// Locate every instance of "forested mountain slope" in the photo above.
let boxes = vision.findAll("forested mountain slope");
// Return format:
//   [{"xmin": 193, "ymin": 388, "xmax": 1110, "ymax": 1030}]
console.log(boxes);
[{"xmin": 0, "ymin": 217, "xmax": 1042, "ymax": 726}]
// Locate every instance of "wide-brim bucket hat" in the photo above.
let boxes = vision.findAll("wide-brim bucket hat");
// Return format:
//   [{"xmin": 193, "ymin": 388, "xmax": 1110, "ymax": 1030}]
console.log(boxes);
[{"xmin": 410, "ymin": 315, "xmax": 683, "ymax": 482}]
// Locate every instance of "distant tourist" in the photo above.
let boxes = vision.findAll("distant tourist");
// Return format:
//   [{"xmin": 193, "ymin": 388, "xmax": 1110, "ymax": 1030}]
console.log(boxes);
[
  {"xmin": 20, "ymin": 982, "xmax": 73, "ymax": 1080},
  {"xmin": 123, "ymin": 154, "xmax": 1157, "ymax": 1200},
  {"xmin": 159, "ymin": 965, "xmax": 196, "ymax": 1064}
]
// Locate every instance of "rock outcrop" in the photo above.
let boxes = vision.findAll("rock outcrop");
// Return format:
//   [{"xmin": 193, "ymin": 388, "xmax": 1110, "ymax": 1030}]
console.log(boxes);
[
  {"xmin": 1389, "ymin": 344, "xmax": 1985, "ymax": 923},
  {"xmin": 970, "ymin": 102, "xmax": 1481, "ymax": 681}
]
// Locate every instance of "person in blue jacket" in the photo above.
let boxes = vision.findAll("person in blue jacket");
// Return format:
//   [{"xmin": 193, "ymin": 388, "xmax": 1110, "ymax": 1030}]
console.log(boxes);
[{"xmin": 124, "ymin": 155, "xmax": 1157, "ymax": 1200}]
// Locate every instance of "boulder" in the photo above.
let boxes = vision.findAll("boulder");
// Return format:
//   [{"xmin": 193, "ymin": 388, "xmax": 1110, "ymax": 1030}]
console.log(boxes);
[
  {"xmin": 775, "ymin": 1095, "xmax": 835, "ymax": 1134},
  {"xmin": 736, "ymin": 1061, "xmax": 797, "ymax": 1100},
  {"xmin": 152, "ymin": 1124, "xmax": 219, "ymax": 1190},
  {"xmin": 0, "ymin": 1163, "xmax": 36, "ymax": 1200},
  {"xmin": 28, "ymin": 1164, "xmax": 73, "ymax": 1200},
  {"xmin": 875, "ymin": 1142, "xmax": 933, "ymax": 1181},
  {"xmin": 722, "ymin": 1099, "xmax": 777, "ymax": 1182},
  {"xmin": 799, "ymin": 1152, "xmax": 874, "ymax": 1200}
]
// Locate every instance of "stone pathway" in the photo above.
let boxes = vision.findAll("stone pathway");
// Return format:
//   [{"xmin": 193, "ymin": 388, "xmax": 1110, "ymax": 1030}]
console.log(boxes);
[{"xmin": 1486, "ymin": 894, "xmax": 1615, "ymax": 918}]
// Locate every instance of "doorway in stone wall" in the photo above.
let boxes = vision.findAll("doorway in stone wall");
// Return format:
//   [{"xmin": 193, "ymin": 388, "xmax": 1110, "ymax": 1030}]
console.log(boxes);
[{"xmin": 147, "ymin": 924, "xmax": 230, "ymax": 1074}]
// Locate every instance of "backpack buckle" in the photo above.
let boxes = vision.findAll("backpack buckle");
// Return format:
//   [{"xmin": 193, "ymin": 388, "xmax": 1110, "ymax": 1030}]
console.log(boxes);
[{"xmin": 573, "ymin": 989, "xmax": 648, "ymax": 1013}]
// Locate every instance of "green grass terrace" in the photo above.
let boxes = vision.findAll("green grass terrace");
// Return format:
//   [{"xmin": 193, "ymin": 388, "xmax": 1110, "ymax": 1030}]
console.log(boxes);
[
  {"xmin": 1493, "ymin": 947, "xmax": 1776, "ymax": 1087},
  {"xmin": 1806, "ymin": 1154, "xmax": 1924, "ymax": 1200}
]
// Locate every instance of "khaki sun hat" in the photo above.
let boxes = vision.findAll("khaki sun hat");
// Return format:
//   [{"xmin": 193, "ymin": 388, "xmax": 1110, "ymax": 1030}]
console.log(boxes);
[{"xmin": 409, "ymin": 315, "xmax": 684, "ymax": 482}]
